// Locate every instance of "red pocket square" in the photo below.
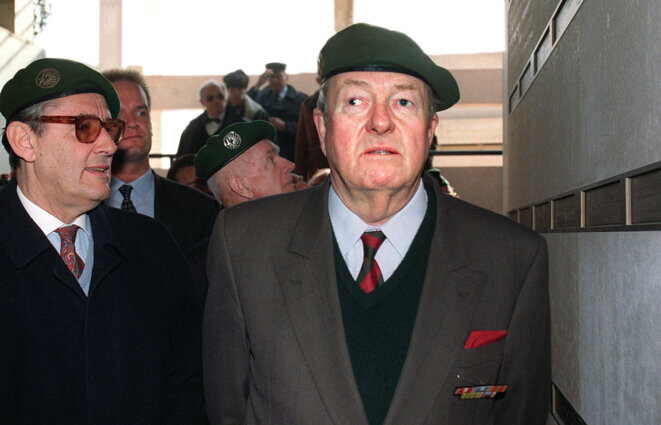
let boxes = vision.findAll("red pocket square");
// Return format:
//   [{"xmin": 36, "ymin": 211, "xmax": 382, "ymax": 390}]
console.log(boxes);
[{"xmin": 464, "ymin": 330, "xmax": 507, "ymax": 349}]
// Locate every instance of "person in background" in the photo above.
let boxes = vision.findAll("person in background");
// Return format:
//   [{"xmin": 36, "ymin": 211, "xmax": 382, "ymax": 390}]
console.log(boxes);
[
  {"xmin": 294, "ymin": 78, "xmax": 329, "ymax": 181},
  {"xmin": 177, "ymin": 80, "xmax": 244, "ymax": 156},
  {"xmin": 247, "ymin": 62, "xmax": 307, "ymax": 162},
  {"xmin": 102, "ymin": 68, "xmax": 219, "ymax": 305},
  {"xmin": 195, "ymin": 120, "xmax": 297, "ymax": 209},
  {"xmin": 223, "ymin": 69, "xmax": 269, "ymax": 122},
  {"xmin": 166, "ymin": 153, "xmax": 210, "ymax": 195}
]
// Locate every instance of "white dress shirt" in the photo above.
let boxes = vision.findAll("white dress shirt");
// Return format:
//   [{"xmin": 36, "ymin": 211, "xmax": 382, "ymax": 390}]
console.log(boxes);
[
  {"xmin": 16, "ymin": 185, "xmax": 95, "ymax": 293},
  {"xmin": 328, "ymin": 181, "xmax": 428, "ymax": 281}
]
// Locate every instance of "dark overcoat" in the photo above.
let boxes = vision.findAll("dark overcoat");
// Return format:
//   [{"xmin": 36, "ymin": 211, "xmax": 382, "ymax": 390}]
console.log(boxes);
[{"xmin": 0, "ymin": 181, "xmax": 207, "ymax": 425}]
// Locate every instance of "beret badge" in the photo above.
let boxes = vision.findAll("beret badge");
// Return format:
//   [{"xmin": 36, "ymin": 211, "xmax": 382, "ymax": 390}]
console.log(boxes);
[
  {"xmin": 223, "ymin": 131, "xmax": 241, "ymax": 150},
  {"xmin": 35, "ymin": 68, "xmax": 61, "ymax": 89}
]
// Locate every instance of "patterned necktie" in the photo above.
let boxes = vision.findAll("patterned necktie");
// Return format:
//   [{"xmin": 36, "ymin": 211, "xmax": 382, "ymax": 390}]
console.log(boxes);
[
  {"xmin": 118, "ymin": 184, "xmax": 137, "ymax": 213},
  {"xmin": 356, "ymin": 231, "xmax": 387, "ymax": 294},
  {"xmin": 55, "ymin": 225, "xmax": 85, "ymax": 279}
]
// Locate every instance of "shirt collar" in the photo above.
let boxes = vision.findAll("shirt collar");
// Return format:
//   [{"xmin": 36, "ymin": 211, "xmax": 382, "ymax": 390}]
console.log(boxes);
[
  {"xmin": 16, "ymin": 185, "xmax": 90, "ymax": 236},
  {"xmin": 277, "ymin": 85, "xmax": 288, "ymax": 100},
  {"xmin": 328, "ymin": 180, "xmax": 427, "ymax": 258},
  {"xmin": 110, "ymin": 168, "xmax": 154, "ymax": 197}
]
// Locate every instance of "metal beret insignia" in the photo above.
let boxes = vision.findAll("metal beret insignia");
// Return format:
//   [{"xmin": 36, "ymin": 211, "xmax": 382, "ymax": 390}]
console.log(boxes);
[
  {"xmin": 35, "ymin": 68, "xmax": 61, "ymax": 89},
  {"xmin": 223, "ymin": 131, "xmax": 241, "ymax": 150}
]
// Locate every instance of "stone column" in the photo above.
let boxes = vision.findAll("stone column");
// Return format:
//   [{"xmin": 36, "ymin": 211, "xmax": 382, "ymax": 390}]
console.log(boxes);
[
  {"xmin": 334, "ymin": 0, "xmax": 352, "ymax": 32},
  {"xmin": 99, "ymin": 0, "xmax": 122, "ymax": 70}
]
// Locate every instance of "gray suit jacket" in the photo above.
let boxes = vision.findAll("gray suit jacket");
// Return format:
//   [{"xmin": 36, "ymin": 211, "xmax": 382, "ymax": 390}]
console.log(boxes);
[{"xmin": 203, "ymin": 175, "xmax": 550, "ymax": 425}]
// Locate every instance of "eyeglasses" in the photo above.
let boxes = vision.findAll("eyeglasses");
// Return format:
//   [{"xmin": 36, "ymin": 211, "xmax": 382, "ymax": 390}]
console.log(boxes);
[
  {"xmin": 35, "ymin": 115, "xmax": 126, "ymax": 144},
  {"xmin": 204, "ymin": 94, "xmax": 225, "ymax": 102}
]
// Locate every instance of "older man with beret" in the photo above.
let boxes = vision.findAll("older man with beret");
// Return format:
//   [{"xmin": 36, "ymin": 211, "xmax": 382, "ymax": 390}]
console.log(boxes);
[
  {"xmin": 195, "ymin": 120, "xmax": 296, "ymax": 209},
  {"xmin": 0, "ymin": 58, "xmax": 206, "ymax": 424},
  {"xmin": 203, "ymin": 24, "xmax": 550, "ymax": 425}
]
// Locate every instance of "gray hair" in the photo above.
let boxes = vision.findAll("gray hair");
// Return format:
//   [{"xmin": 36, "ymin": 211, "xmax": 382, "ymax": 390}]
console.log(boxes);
[
  {"xmin": 316, "ymin": 75, "xmax": 440, "ymax": 123},
  {"xmin": 2, "ymin": 98, "xmax": 57, "ymax": 169},
  {"xmin": 199, "ymin": 80, "xmax": 227, "ymax": 100}
]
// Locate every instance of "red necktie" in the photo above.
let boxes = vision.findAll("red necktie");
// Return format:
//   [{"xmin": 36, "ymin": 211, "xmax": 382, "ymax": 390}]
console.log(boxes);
[
  {"xmin": 356, "ymin": 231, "xmax": 386, "ymax": 294},
  {"xmin": 55, "ymin": 225, "xmax": 85, "ymax": 279}
]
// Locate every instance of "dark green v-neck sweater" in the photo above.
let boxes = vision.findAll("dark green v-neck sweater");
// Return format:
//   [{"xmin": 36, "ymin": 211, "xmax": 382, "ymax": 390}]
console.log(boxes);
[{"xmin": 333, "ymin": 187, "xmax": 436, "ymax": 425}]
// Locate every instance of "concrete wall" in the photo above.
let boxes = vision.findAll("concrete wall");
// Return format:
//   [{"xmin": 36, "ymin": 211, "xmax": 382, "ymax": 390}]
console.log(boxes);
[{"xmin": 506, "ymin": 0, "xmax": 661, "ymax": 424}]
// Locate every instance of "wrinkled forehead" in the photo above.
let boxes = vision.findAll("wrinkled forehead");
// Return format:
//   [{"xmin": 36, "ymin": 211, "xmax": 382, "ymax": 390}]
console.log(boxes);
[{"xmin": 331, "ymin": 71, "xmax": 429, "ymax": 94}]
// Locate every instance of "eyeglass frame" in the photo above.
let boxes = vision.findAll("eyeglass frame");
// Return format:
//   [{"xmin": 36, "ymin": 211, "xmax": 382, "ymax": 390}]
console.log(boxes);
[
  {"xmin": 33, "ymin": 115, "xmax": 126, "ymax": 145},
  {"xmin": 203, "ymin": 94, "xmax": 226, "ymax": 102}
]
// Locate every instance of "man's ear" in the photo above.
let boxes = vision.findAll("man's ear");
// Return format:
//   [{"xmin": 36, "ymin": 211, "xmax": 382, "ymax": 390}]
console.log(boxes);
[
  {"xmin": 228, "ymin": 174, "xmax": 253, "ymax": 200},
  {"xmin": 313, "ymin": 108, "xmax": 327, "ymax": 157},
  {"xmin": 6, "ymin": 121, "xmax": 37, "ymax": 163},
  {"xmin": 427, "ymin": 113, "xmax": 439, "ymax": 147}
]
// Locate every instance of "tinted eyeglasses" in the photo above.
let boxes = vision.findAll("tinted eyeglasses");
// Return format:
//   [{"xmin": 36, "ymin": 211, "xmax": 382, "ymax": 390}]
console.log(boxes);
[
  {"xmin": 35, "ymin": 115, "xmax": 126, "ymax": 144},
  {"xmin": 204, "ymin": 94, "xmax": 225, "ymax": 102}
]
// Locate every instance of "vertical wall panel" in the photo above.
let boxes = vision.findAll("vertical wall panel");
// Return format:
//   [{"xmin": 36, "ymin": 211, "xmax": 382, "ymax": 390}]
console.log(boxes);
[{"xmin": 507, "ymin": 0, "xmax": 661, "ymax": 423}]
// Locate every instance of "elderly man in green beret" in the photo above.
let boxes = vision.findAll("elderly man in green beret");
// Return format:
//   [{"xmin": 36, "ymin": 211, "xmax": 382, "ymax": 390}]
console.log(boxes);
[
  {"xmin": 203, "ymin": 24, "xmax": 550, "ymax": 425},
  {"xmin": 195, "ymin": 120, "xmax": 297, "ymax": 208},
  {"xmin": 0, "ymin": 58, "xmax": 206, "ymax": 424}
]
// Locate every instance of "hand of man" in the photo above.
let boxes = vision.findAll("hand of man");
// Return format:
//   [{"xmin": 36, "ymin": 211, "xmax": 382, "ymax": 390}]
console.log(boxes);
[
  {"xmin": 269, "ymin": 117, "xmax": 286, "ymax": 131},
  {"xmin": 255, "ymin": 70, "xmax": 272, "ymax": 88}
]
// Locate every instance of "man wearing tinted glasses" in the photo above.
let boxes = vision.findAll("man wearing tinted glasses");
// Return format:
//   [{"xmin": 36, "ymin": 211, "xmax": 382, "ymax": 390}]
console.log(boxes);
[
  {"xmin": 177, "ymin": 80, "xmax": 245, "ymax": 156},
  {"xmin": 0, "ymin": 58, "xmax": 207, "ymax": 424}
]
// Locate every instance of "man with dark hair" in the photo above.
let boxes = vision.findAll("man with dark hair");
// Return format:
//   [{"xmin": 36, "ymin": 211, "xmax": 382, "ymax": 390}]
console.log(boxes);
[
  {"xmin": 167, "ymin": 153, "xmax": 209, "ymax": 193},
  {"xmin": 0, "ymin": 58, "xmax": 206, "ymax": 424},
  {"xmin": 204, "ymin": 24, "xmax": 550, "ymax": 425},
  {"xmin": 102, "ymin": 68, "xmax": 219, "ymax": 304},
  {"xmin": 223, "ymin": 69, "xmax": 269, "ymax": 122},
  {"xmin": 247, "ymin": 62, "xmax": 307, "ymax": 161},
  {"xmin": 177, "ymin": 80, "xmax": 244, "ymax": 156}
]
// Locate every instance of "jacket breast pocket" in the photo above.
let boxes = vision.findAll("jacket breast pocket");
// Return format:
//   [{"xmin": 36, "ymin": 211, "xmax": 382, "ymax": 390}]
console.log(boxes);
[{"xmin": 454, "ymin": 338, "xmax": 505, "ymax": 386}]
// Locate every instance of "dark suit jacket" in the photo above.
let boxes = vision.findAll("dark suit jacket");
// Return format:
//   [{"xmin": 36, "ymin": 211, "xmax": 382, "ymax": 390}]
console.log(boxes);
[
  {"xmin": 177, "ymin": 109, "xmax": 245, "ymax": 156},
  {"xmin": 154, "ymin": 173, "xmax": 219, "ymax": 303},
  {"xmin": 203, "ymin": 174, "xmax": 550, "ymax": 425},
  {"xmin": 0, "ymin": 182, "xmax": 207, "ymax": 425},
  {"xmin": 246, "ymin": 84, "xmax": 307, "ymax": 162},
  {"xmin": 294, "ymin": 91, "xmax": 328, "ymax": 180}
]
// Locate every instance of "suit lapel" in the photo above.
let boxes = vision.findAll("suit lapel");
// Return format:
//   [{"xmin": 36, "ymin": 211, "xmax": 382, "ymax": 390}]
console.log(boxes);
[
  {"xmin": 87, "ymin": 205, "xmax": 122, "ymax": 298},
  {"xmin": 1, "ymin": 183, "xmax": 83, "ymax": 298},
  {"xmin": 272, "ymin": 183, "xmax": 369, "ymax": 425},
  {"xmin": 384, "ymin": 180, "xmax": 487, "ymax": 425}
]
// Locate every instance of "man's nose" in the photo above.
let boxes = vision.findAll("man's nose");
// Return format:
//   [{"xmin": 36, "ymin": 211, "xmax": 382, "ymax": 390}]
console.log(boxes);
[
  {"xmin": 368, "ymin": 101, "xmax": 393, "ymax": 134},
  {"xmin": 96, "ymin": 126, "xmax": 118, "ymax": 156},
  {"xmin": 279, "ymin": 157, "xmax": 295, "ymax": 173}
]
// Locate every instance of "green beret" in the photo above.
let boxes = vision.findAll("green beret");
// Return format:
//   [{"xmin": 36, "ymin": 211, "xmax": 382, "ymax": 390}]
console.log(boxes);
[
  {"xmin": 0, "ymin": 58, "xmax": 120, "ymax": 121},
  {"xmin": 195, "ymin": 120, "xmax": 276, "ymax": 180},
  {"xmin": 265, "ymin": 62, "xmax": 286, "ymax": 73},
  {"xmin": 317, "ymin": 23, "xmax": 460, "ymax": 111},
  {"xmin": 223, "ymin": 70, "xmax": 249, "ymax": 89}
]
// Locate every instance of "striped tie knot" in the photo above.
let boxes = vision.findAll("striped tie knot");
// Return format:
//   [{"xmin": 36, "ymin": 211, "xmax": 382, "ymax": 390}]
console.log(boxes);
[
  {"xmin": 357, "ymin": 230, "xmax": 386, "ymax": 294},
  {"xmin": 55, "ymin": 225, "xmax": 85, "ymax": 279}
]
